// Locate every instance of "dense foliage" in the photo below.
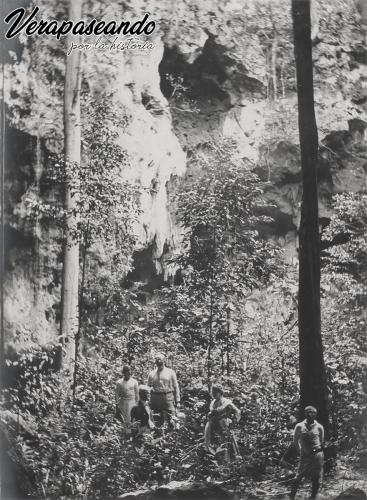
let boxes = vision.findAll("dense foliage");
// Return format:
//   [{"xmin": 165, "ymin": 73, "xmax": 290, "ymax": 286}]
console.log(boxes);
[
  {"xmin": 161, "ymin": 140, "xmax": 282, "ymax": 378},
  {"xmin": 3, "ymin": 178, "xmax": 366, "ymax": 497},
  {"xmin": 2, "ymin": 0, "xmax": 367, "ymax": 498},
  {"xmin": 321, "ymin": 193, "xmax": 367, "ymax": 449}
]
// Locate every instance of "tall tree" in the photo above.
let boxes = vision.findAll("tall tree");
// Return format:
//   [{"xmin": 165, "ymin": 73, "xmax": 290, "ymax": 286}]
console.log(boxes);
[
  {"xmin": 292, "ymin": 0, "xmax": 329, "ymax": 431},
  {"xmin": 165, "ymin": 140, "xmax": 281, "ymax": 380},
  {"xmin": 60, "ymin": 0, "xmax": 83, "ymax": 369}
]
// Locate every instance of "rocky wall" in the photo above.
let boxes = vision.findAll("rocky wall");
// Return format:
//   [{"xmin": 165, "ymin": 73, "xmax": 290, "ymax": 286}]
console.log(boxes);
[{"xmin": 4, "ymin": 0, "xmax": 367, "ymax": 348}]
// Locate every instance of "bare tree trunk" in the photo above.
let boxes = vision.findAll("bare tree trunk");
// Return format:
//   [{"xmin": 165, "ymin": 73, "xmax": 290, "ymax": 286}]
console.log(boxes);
[
  {"xmin": 292, "ymin": 0, "xmax": 329, "ymax": 433},
  {"xmin": 59, "ymin": 0, "xmax": 82, "ymax": 370},
  {"xmin": 272, "ymin": 35, "xmax": 278, "ymax": 100},
  {"xmin": 356, "ymin": 0, "xmax": 367, "ymax": 44},
  {"xmin": 0, "ymin": 17, "xmax": 5, "ymax": 383},
  {"xmin": 72, "ymin": 227, "xmax": 89, "ymax": 403},
  {"xmin": 310, "ymin": 0, "xmax": 319, "ymax": 41},
  {"xmin": 207, "ymin": 268, "xmax": 214, "ymax": 382},
  {"xmin": 226, "ymin": 307, "xmax": 230, "ymax": 376},
  {"xmin": 280, "ymin": 62, "xmax": 286, "ymax": 99},
  {"xmin": 207, "ymin": 225, "xmax": 216, "ymax": 383}
]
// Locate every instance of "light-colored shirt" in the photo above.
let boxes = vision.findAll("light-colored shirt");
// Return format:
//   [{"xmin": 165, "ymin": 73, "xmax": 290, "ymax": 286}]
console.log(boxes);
[
  {"xmin": 147, "ymin": 366, "xmax": 180, "ymax": 403},
  {"xmin": 115, "ymin": 377, "xmax": 139, "ymax": 404},
  {"xmin": 293, "ymin": 419, "xmax": 324, "ymax": 456}
]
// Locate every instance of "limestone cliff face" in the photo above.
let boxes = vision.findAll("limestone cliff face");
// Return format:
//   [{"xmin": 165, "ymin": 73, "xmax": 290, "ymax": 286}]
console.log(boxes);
[
  {"xmin": 4, "ymin": 0, "xmax": 367, "ymax": 348},
  {"xmin": 4, "ymin": 127, "xmax": 62, "ymax": 346},
  {"xmin": 90, "ymin": 37, "xmax": 187, "ymax": 270},
  {"xmin": 155, "ymin": 0, "xmax": 367, "ymax": 264}
]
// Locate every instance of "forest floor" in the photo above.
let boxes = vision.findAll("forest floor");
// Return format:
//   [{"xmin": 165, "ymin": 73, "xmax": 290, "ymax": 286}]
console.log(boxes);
[
  {"xmin": 120, "ymin": 456, "xmax": 367, "ymax": 499},
  {"xmin": 239, "ymin": 459, "xmax": 367, "ymax": 499}
]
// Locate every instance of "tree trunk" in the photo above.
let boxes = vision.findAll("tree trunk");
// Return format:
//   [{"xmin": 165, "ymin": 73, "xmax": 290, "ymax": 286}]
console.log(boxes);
[
  {"xmin": 292, "ymin": 0, "xmax": 329, "ymax": 432},
  {"xmin": 72, "ymin": 230, "xmax": 89, "ymax": 402},
  {"xmin": 0, "ymin": 91, "xmax": 4, "ymax": 385},
  {"xmin": 226, "ymin": 308, "xmax": 230, "ymax": 376},
  {"xmin": 356, "ymin": 0, "xmax": 367, "ymax": 45},
  {"xmin": 207, "ymin": 225, "xmax": 216, "ymax": 383},
  {"xmin": 207, "ymin": 273, "xmax": 214, "ymax": 382},
  {"xmin": 59, "ymin": 0, "xmax": 82, "ymax": 369},
  {"xmin": 272, "ymin": 35, "xmax": 278, "ymax": 100}
]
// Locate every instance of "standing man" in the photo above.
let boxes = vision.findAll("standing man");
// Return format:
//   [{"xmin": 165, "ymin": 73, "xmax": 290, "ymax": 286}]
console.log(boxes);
[
  {"xmin": 147, "ymin": 352, "xmax": 180, "ymax": 426},
  {"xmin": 115, "ymin": 365, "xmax": 139, "ymax": 429},
  {"xmin": 290, "ymin": 406, "xmax": 325, "ymax": 500}
]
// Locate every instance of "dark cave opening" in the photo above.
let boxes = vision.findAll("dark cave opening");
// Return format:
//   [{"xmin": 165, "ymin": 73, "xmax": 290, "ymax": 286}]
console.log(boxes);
[
  {"xmin": 158, "ymin": 38, "xmax": 232, "ymax": 107},
  {"xmin": 124, "ymin": 243, "xmax": 165, "ymax": 293}
]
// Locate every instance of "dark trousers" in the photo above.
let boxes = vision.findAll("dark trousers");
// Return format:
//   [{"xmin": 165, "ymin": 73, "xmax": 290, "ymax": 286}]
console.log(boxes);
[
  {"xmin": 290, "ymin": 451, "xmax": 324, "ymax": 499},
  {"xmin": 150, "ymin": 392, "xmax": 175, "ymax": 425}
]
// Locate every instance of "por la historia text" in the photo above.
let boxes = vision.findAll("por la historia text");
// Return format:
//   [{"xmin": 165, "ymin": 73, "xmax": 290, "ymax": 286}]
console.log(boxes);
[
  {"xmin": 67, "ymin": 37, "xmax": 155, "ymax": 55},
  {"xmin": 4, "ymin": 6, "xmax": 156, "ymax": 40}
]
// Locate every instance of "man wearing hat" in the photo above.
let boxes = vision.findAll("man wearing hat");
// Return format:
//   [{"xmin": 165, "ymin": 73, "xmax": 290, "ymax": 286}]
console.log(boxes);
[
  {"xmin": 147, "ymin": 352, "xmax": 180, "ymax": 425},
  {"xmin": 290, "ymin": 406, "xmax": 325, "ymax": 499}
]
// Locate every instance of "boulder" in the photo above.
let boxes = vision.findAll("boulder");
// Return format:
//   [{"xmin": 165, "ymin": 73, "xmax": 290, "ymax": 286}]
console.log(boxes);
[{"xmin": 334, "ymin": 488, "xmax": 367, "ymax": 500}]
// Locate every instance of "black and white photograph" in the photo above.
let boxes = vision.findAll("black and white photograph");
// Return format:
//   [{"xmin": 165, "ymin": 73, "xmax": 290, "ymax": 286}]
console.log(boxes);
[{"xmin": 1, "ymin": 0, "xmax": 367, "ymax": 498}]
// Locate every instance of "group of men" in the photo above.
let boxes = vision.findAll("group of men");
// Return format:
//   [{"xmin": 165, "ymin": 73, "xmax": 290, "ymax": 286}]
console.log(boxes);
[
  {"xmin": 115, "ymin": 352, "xmax": 180, "ymax": 433},
  {"xmin": 115, "ymin": 354, "xmax": 325, "ymax": 499}
]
